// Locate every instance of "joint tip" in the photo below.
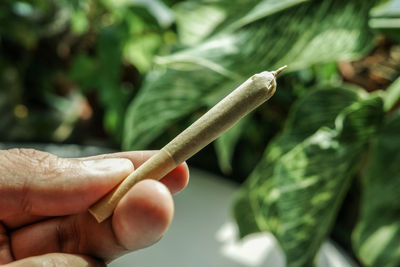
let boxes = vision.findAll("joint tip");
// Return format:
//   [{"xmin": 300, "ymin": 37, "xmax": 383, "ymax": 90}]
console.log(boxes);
[{"xmin": 272, "ymin": 65, "xmax": 288, "ymax": 77}]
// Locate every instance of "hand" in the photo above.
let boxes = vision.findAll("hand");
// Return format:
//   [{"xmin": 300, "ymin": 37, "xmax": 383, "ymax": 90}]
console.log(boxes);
[{"xmin": 0, "ymin": 148, "xmax": 189, "ymax": 266}]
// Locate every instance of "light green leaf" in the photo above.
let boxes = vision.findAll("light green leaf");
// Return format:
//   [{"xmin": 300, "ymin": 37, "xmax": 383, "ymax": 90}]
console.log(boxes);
[
  {"xmin": 70, "ymin": 9, "xmax": 89, "ymax": 34},
  {"xmin": 274, "ymin": 95, "xmax": 383, "ymax": 267},
  {"xmin": 227, "ymin": 0, "xmax": 309, "ymax": 30},
  {"xmin": 123, "ymin": 68, "xmax": 226, "ymax": 149},
  {"xmin": 352, "ymin": 110, "xmax": 400, "ymax": 267},
  {"xmin": 369, "ymin": 0, "xmax": 400, "ymax": 42},
  {"xmin": 123, "ymin": 33, "xmax": 162, "ymax": 73},
  {"xmin": 123, "ymin": 0, "xmax": 379, "ymax": 150},
  {"xmin": 134, "ymin": 0, "xmax": 175, "ymax": 28},
  {"xmin": 103, "ymin": 0, "xmax": 174, "ymax": 28},
  {"xmin": 275, "ymin": 129, "xmax": 363, "ymax": 267},
  {"xmin": 233, "ymin": 85, "xmax": 363, "ymax": 237},
  {"xmin": 384, "ymin": 76, "xmax": 400, "ymax": 111},
  {"xmin": 174, "ymin": 2, "xmax": 226, "ymax": 45},
  {"xmin": 234, "ymin": 91, "xmax": 384, "ymax": 266}
]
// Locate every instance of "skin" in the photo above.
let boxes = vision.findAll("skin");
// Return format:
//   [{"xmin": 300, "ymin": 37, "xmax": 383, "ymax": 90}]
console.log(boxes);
[{"xmin": 0, "ymin": 148, "xmax": 189, "ymax": 267}]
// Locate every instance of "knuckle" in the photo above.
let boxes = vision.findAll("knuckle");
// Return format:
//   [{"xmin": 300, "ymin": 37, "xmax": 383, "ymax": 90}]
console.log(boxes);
[
  {"xmin": 20, "ymin": 180, "xmax": 33, "ymax": 214},
  {"xmin": 6, "ymin": 148, "xmax": 63, "ymax": 180},
  {"xmin": 56, "ymin": 217, "xmax": 83, "ymax": 254},
  {"xmin": 0, "ymin": 148, "xmax": 65, "ymax": 215},
  {"xmin": 7, "ymin": 148, "xmax": 56, "ymax": 163}
]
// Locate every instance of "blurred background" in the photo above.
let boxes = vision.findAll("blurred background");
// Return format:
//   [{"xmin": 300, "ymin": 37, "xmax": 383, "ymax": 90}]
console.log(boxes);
[{"xmin": 1, "ymin": 0, "xmax": 400, "ymax": 266}]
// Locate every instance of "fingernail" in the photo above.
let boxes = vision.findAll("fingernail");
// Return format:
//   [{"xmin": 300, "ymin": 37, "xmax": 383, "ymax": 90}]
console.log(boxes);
[{"xmin": 81, "ymin": 158, "xmax": 134, "ymax": 174}]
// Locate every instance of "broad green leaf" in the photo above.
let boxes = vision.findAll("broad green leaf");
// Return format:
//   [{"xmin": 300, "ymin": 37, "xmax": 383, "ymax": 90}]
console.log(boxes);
[
  {"xmin": 123, "ymin": 0, "xmax": 378, "ymax": 151},
  {"xmin": 124, "ymin": 33, "xmax": 162, "ymax": 73},
  {"xmin": 227, "ymin": 0, "xmax": 309, "ymax": 31},
  {"xmin": 275, "ymin": 129, "xmax": 363, "ymax": 267},
  {"xmin": 234, "ymin": 90, "xmax": 384, "ymax": 266},
  {"xmin": 70, "ymin": 9, "xmax": 89, "ymax": 34},
  {"xmin": 352, "ymin": 110, "xmax": 400, "ymax": 267},
  {"xmin": 274, "ymin": 95, "xmax": 383, "ymax": 267},
  {"xmin": 134, "ymin": 0, "xmax": 175, "ymax": 28},
  {"xmin": 384, "ymin": 76, "xmax": 400, "ymax": 111},
  {"xmin": 336, "ymin": 94, "xmax": 386, "ymax": 142},
  {"xmin": 162, "ymin": 0, "xmax": 377, "ymax": 74},
  {"xmin": 174, "ymin": 2, "xmax": 226, "ymax": 45},
  {"xmin": 369, "ymin": 0, "xmax": 400, "ymax": 42},
  {"xmin": 233, "ymin": 85, "xmax": 363, "ymax": 237},
  {"xmin": 284, "ymin": 85, "xmax": 364, "ymax": 138},
  {"xmin": 102, "ymin": 0, "xmax": 175, "ymax": 28},
  {"xmin": 123, "ymin": 68, "xmax": 226, "ymax": 149}
]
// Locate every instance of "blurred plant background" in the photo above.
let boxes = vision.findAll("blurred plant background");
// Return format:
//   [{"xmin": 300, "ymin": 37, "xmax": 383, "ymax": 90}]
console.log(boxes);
[{"xmin": 1, "ymin": 0, "xmax": 400, "ymax": 266}]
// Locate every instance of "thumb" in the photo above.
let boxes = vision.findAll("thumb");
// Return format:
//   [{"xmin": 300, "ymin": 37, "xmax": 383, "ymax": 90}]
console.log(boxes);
[
  {"xmin": 0, "ymin": 149, "xmax": 133, "ymax": 217},
  {"xmin": 4, "ymin": 253, "xmax": 105, "ymax": 267}
]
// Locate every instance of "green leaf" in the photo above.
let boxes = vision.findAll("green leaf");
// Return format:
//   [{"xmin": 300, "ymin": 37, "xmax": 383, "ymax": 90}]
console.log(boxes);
[
  {"xmin": 352, "ymin": 110, "xmax": 400, "ymax": 267},
  {"xmin": 123, "ymin": 0, "xmax": 379, "ymax": 151},
  {"xmin": 233, "ymin": 85, "xmax": 363, "ymax": 237},
  {"xmin": 384, "ymin": 76, "xmax": 400, "ymax": 111},
  {"xmin": 123, "ymin": 68, "xmax": 226, "ymax": 149},
  {"xmin": 284, "ymin": 85, "xmax": 364, "ymax": 138},
  {"xmin": 369, "ymin": 0, "xmax": 400, "ymax": 42},
  {"xmin": 274, "ymin": 129, "xmax": 363, "ymax": 267},
  {"xmin": 70, "ymin": 9, "xmax": 89, "ymax": 34},
  {"xmin": 162, "ymin": 0, "xmax": 377, "ymax": 73},
  {"xmin": 123, "ymin": 33, "xmax": 162, "ymax": 73},
  {"xmin": 174, "ymin": 2, "xmax": 226, "ymax": 45},
  {"xmin": 102, "ymin": 0, "xmax": 174, "ymax": 28},
  {"xmin": 133, "ymin": 0, "xmax": 175, "ymax": 28},
  {"xmin": 275, "ymin": 95, "xmax": 383, "ymax": 267},
  {"xmin": 226, "ymin": 0, "xmax": 309, "ymax": 31},
  {"xmin": 234, "ymin": 90, "xmax": 384, "ymax": 267},
  {"xmin": 69, "ymin": 54, "xmax": 97, "ymax": 91}
]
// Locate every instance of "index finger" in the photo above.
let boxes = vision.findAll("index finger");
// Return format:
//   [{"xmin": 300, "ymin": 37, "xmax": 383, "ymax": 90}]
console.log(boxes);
[{"xmin": 82, "ymin": 151, "xmax": 189, "ymax": 194}]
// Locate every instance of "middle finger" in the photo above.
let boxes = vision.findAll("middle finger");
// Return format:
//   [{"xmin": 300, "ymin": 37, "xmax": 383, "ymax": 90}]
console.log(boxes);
[{"xmin": 10, "ymin": 179, "xmax": 174, "ymax": 262}]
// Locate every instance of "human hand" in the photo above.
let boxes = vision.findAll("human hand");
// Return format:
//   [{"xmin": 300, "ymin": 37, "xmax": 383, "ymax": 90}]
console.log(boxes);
[{"xmin": 0, "ymin": 148, "xmax": 189, "ymax": 266}]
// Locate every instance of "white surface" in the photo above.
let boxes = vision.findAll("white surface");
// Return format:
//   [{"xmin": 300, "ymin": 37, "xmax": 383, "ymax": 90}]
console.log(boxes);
[{"xmin": 109, "ymin": 168, "xmax": 357, "ymax": 267}]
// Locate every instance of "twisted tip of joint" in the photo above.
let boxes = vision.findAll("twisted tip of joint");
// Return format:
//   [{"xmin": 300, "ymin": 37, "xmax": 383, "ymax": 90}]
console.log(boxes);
[{"xmin": 272, "ymin": 65, "xmax": 288, "ymax": 77}]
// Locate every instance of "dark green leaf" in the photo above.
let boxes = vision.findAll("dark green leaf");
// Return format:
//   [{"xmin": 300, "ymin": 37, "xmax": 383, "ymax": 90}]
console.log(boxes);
[
  {"xmin": 384, "ymin": 76, "xmax": 400, "ymax": 111},
  {"xmin": 275, "ymin": 95, "xmax": 383, "ymax": 267},
  {"xmin": 352, "ymin": 110, "xmax": 400, "ymax": 267},
  {"xmin": 124, "ymin": 32, "xmax": 162, "ymax": 73},
  {"xmin": 274, "ymin": 129, "xmax": 363, "ymax": 267},
  {"xmin": 234, "ymin": 90, "xmax": 384, "ymax": 267},
  {"xmin": 174, "ymin": 2, "xmax": 226, "ymax": 45},
  {"xmin": 369, "ymin": 0, "xmax": 400, "ymax": 42},
  {"xmin": 233, "ymin": 85, "xmax": 363, "ymax": 237},
  {"xmin": 123, "ymin": 69, "xmax": 226, "ymax": 149},
  {"xmin": 123, "ymin": 0, "xmax": 378, "ymax": 151}
]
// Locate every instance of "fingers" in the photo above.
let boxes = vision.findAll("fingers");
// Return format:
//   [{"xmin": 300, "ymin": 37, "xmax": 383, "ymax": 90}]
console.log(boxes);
[
  {"xmin": 0, "ymin": 223, "xmax": 13, "ymax": 264},
  {"xmin": 84, "ymin": 151, "xmax": 190, "ymax": 194},
  {"xmin": 159, "ymin": 162, "xmax": 189, "ymax": 194},
  {"xmin": 0, "ymin": 149, "xmax": 134, "ymax": 218},
  {"xmin": 80, "ymin": 150, "xmax": 157, "ymax": 167},
  {"xmin": 112, "ymin": 180, "xmax": 173, "ymax": 251},
  {"xmin": 1, "ymin": 150, "xmax": 189, "ymax": 229},
  {"xmin": 4, "ymin": 253, "xmax": 105, "ymax": 267},
  {"xmin": 2, "ymin": 214, "xmax": 47, "ymax": 230},
  {"xmin": 10, "ymin": 180, "xmax": 174, "ymax": 262}
]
